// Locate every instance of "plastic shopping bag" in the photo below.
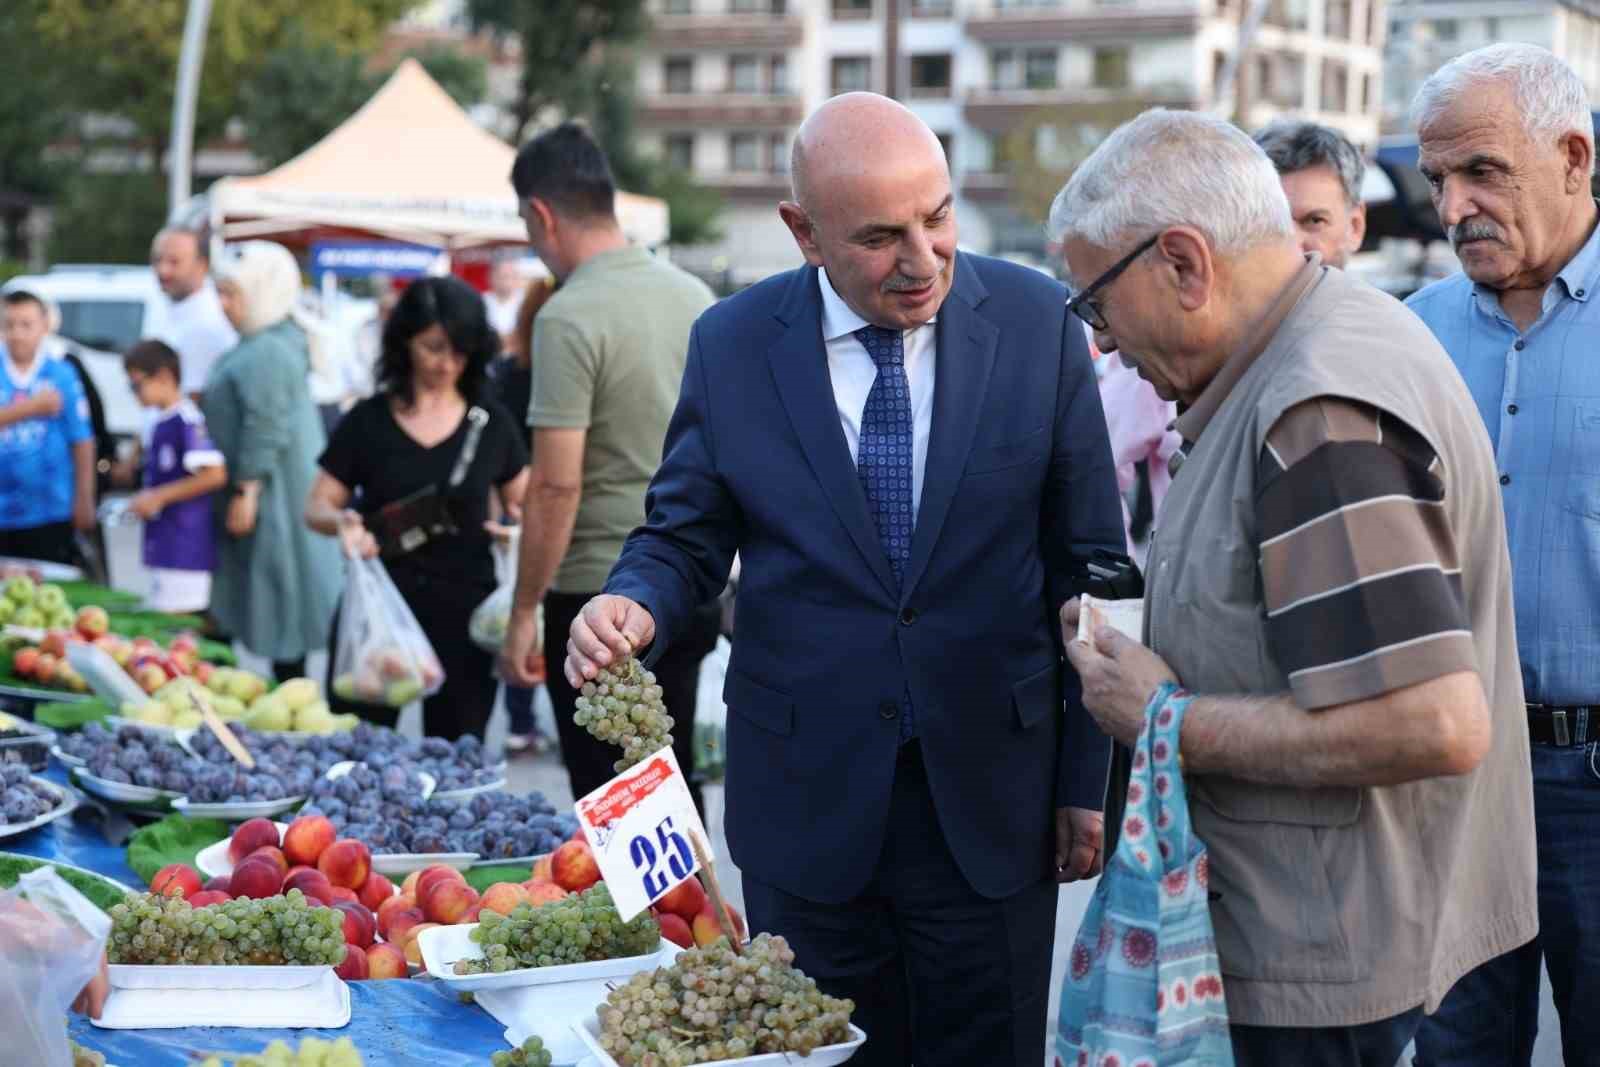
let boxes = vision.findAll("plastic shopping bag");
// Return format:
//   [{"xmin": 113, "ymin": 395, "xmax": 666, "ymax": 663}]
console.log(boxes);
[
  {"xmin": 1056, "ymin": 682, "xmax": 1235, "ymax": 1067},
  {"xmin": 330, "ymin": 555, "xmax": 445, "ymax": 708},
  {"xmin": 0, "ymin": 868, "xmax": 112, "ymax": 1067},
  {"xmin": 692, "ymin": 636, "xmax": 731, "ymax": 783},
  {"xmin": 470, "ymin": 533, "xmax": 541, "ymax": 656}
]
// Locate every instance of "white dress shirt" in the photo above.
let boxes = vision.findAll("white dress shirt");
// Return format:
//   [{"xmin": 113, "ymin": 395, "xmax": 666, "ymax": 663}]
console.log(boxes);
[
  {"xmin": 818, "ymin": 267, "xmax": 937, "ymax": 525},
  {"xmin": 158, "ymin": 279, "xmax": 239, "ymax": 393}
]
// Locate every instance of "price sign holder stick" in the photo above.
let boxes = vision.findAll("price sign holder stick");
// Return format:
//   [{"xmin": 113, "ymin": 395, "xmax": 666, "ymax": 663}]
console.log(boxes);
[
  {"xmin": 187, "ymin": 689, "xmax": 255, "ymax": 769},
  {"xmin": 690, "ymin": 829, "xmax": 741, "ymax": 955}
]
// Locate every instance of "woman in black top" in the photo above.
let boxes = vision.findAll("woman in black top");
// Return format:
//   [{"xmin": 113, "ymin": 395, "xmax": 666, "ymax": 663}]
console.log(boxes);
[{"xmin": 306, "ymin": 276, "xmax": 528, "ymax": 740}]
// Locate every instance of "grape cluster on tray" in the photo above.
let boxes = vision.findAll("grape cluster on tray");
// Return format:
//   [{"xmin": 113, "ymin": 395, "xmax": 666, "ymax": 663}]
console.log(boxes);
[
  {"xmin": 1, "ymin": 761, "xmax": 61, "ymax": 824},
  {"xmin": 454, "ymin": 883, "xmax": 659, "ymax": 973},
  {"xmin": 196, "ymin": 1037, "xmax": 364, "ymax": 1067},
  {"xmin": 302, "ymin": 786, "xmax": 577, "ymax": 859},
  {"xmin": 490, "ymin": 1037, "xmax": 553, "ymax": 1067},
  {"xmin": 595, "ymin": 934, "xmax": 856, "ymax": 1065},
  {"xmin": 108, "ymin": 889, "xmax": 345, "ymax": 966},
  {"xmin": 574, "ymin": 658, "xmax": 674, "ymax": 772}
]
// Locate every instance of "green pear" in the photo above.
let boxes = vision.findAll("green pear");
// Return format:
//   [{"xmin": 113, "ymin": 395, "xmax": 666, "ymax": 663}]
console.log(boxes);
[
  {"xmin": 135, "ymin": 701, "xmax": 174, "ymax": 726},
  {"xmin": 292, "ymin": 699, "xmax": 335, "ymax": 734},
  {"xmin": 245, "ymin": 696, "xmax": 291, "ymax": 732},
  {"xmin": 172, "ymin": 707, "xmax": 203, "ymax": 729},
  {"xmin": 331, "ymin": 713, "xmax": 360, "ymax": 733},
  {"xmin": 211, "ymin": 695, "xmax": 246, "ymax": 720},
  {"xmin": 274, "ymin": 678, "xmax": 320, "ymax": 712}
]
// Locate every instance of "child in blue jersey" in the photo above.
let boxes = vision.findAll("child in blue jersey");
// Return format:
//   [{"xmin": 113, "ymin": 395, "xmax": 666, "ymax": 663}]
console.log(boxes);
[
  {"xmin": 0, "ymin": 290, "xmax": 95, "ymax": 564},
  {"xmin": 124, "ymin": 340, "xmax": 226, "ymax": 613}
]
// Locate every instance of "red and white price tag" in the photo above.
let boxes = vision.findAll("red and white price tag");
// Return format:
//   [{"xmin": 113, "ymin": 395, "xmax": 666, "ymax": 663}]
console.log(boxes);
[{"xmin": 574, "ymin": 745, "xmax": 710, "ymax": 921}]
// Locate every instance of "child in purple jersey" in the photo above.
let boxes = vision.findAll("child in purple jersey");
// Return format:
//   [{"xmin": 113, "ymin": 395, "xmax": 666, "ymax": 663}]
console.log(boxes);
[{"xmin": 124, "ymin": 341, "xmax": 226, "ymax": 613}]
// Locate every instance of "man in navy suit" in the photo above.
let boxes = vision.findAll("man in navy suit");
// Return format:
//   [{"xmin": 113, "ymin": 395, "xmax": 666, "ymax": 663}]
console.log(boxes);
[{"xmin": 561, "ymin": 94, "xmax": 1124, "ymax": 1066}]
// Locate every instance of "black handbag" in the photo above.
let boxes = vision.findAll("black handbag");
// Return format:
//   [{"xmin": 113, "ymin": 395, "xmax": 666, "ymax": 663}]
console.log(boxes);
[{"xmin": 370, "ymin": 406, "xmax": 490, "ymax": 558}]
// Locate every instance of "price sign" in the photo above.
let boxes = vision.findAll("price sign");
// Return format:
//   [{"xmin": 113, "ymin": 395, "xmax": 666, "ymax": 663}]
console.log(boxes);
[{"xmin": 574, "ymin": 746, "xmax": 710, "ymax": 921}]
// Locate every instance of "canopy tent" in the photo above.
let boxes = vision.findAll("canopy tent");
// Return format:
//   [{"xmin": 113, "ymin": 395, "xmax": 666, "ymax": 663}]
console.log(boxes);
[{"xmin": 206, "ymin": 59, "xmax": 668, "ymax": 252}]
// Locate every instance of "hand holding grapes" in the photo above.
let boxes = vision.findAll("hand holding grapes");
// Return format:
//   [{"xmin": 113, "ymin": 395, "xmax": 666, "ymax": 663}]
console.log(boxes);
[{"xmin": 565, "ymin": 594, "xmax": 655, "ymax": 688}]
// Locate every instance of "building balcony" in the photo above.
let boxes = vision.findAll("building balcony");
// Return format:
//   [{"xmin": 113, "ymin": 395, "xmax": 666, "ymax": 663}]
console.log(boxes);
[
  {"xmin": 963, "ymin": 86, "xmax": 1198, "ymax": 132},
  {"xmin": 960, "ymin": 170, "xmax": 1016, "ymax": 203},
  {"xmin": 637, "ymin": 93, "xmax": 805, "ymax": 127},
  {"xmin": 965, "ymin": 3, "xmax": 1204, "ymax": 42},
  {"xmin": 694, "ymin": 171, "xmax": 794, "ymax": 201},
  {"xmin": 646, "ymin": 13, "xmax": 804, "ymax": 49}
]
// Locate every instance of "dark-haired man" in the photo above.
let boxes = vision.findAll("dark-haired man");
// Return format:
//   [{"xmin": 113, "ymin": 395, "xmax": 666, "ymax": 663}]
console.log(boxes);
[
  {"xmin": 0, "ymin": 290, "xmax": 95, "ymax": 563},
  {"xmin": 500, "ymin": 122, "xmax": 719, "ymax": 808},
  {"xmin": 151, "ymin": 227, "xmax": 237, "ymax": 397},
  {"xmin": 1253, "ymin": 120, "xmax": 1368, "ymax": 269}
]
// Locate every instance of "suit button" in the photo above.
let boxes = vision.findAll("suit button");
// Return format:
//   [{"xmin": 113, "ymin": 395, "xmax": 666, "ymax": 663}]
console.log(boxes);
[
  {"xmin": 900, "ymin": 608, "xmax": 917, "ymax": 625},
  {"xmin": 879, "ymin": 701, "xmax": 899, "ymax": 720}
]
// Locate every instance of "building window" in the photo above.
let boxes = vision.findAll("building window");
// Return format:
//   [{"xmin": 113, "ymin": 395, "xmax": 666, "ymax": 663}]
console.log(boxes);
[
  {"xmin": 1321, "ymin": 60, "xmax": 1348, "ymax": 112},
  {"xmin": 991, "ymin": 49, "xmax": 1019, "ymax": 90},
  {"xmin": 909, "ymin": 54, "xmax": 953, "ymax": 97},
  {"xmin": 1092, "ymin": 47, "xmax": 1130, "ymax": 90},
  {"xmin": 730, "ymin": 54, "xmax": 761, "ymax": 93},
  {"xmin": 1327, "ymin": 0, "xmax": 1350, "ymax": 38},
  {"xmin": 831, "ymin": 56, "xmax": 872, "ymax": 94},
  {"xmin": 730, "ymin": 133, "xmax": 762, "ymax": 172},
  {"xmin": 1361, "ymin": 71, "xmax": 1372, "ymax": 112},
  {"xmin": 664, "ymin": 56, "xmax": 694, "ymax": 94},
  {"xmin": 911, "ymin": 0, "xmax": 953, "ymax": 14},
  {"xmin": 770, "ymin": 133, "xmax": 789, "ymax": 174},
  {"xmin": 730, "ymin": 0, "xmax": 770, "ymax": 10},
  {"xmin": 1024, "ymin": 48, "xmax": 1059, "ymax": 89},
  {"xmin": 662, "ymin": 0, "xmax": 692, "ymax": 13},
  {"xmin": 664, "ymin": 134, "xmax": 694, "ymax": 172},
  {"xmin": 832, "ymin": 0, "xmax": 872, "ymax": 17},
  {"xmin": 1434, "ymin": 19, "xmax": 1458, "ymax": 41},
  {"xmin": 770, "ymin": 54, "xmax": 789, "ymax": 94}
]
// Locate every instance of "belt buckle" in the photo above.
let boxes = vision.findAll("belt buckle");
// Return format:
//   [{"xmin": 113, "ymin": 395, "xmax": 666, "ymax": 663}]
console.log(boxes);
[{"xmin": 1554, "ymin": 708, "xmax": 1572, "ymax": 746}]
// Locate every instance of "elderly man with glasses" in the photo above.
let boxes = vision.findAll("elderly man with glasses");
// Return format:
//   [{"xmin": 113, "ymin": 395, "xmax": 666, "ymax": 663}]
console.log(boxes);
[{"xmin": 1056, "ymin": 109, "xmax": 1536, "ymax": 1066}]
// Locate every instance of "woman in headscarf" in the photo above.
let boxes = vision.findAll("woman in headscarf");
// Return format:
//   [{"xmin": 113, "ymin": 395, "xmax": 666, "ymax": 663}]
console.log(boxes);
[{"xmin": 203, "ymin": 241, "xmax": 341, "ymax": 681}]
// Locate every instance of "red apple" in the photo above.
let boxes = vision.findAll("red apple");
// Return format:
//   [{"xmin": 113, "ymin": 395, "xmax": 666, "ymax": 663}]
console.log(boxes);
[
  {"xmin": 202, "ymin": 875, "xmax": 231, "ymax": 895},
  {"xmin": 229, "ymin": 857, "xmax": 283, "ymax": 900},
  {"xmin": 168, "ymin": 633, "xmax": 199, "ymax": 656},
  {"xmin": 657, "ymin": 912, "xmax": 693, "ymax": 949},
  {"xmin": 12, "ymin": 647, "xmax": 39, "ymax": 678},
  {"xmin": 247, "ymin": 845, "xmax": 288, "ymax": 877},
  {"xmin": 282, "ymin": 814, "xmax": 337, "ymax": 868},
  {"xmin": 229, "ymin": 818, "xmax": 281, "ymax": 864},
  {"xmin": 365, "ymin": 942, "xmax": 407, "ymax": 980},
  {"xmin": 186, "ymin": 890, "xmax": 232, "ymax": 908},
  {"xmin": 193, "ymin": 660, "xmax": 215, "ymax": 686},
  {"xmin": 40, "ymin": 630, "xmax": 71, "ymax": 658},
  {"xmin": 335, "ymin": 942, "xmax": 369, "ymax": 980},
  {"xmin": 333, "ymin": 901, "xmax": 376, "ymax": 949},
  {"xmin": 655, "ymin": 875, "xmax": 707, "ymax": 921},
  {"xmin": 33, "ymin": 652, "xmax": 58, "ymax": 685},
  {"xmin": 550, "ymin": 840, "xmax": 601, "ymax": 893},
  {"xmin": 382, "ymin": 906, "xmax": 425, "ymax": 947},
  {"xmin": 75, "ymin": 606, "xmax": 109, "ymax": 640},
  {"xmin": 357, "ymin": 872, "xmax": 395, "ymax": 911},
  {"xmin": 421, "ymin": 880, "xmax": 479, "ymax": 926},
  {"xmin": 131, "ymin": 659, "xmax": 167, "ymax": 694},
  {"xmin": 317, "ymin": 839, "xmax": 371, "ymax": 890},
  {"xmin": 150, "ymin": 863, "xmax": 203, "ymax": 900}
]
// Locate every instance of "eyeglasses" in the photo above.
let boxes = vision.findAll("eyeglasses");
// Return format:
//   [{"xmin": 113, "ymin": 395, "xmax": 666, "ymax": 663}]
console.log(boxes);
[{"xmin": 1064, "ymin": 232, "xmax": 1160, "ymax": 332}]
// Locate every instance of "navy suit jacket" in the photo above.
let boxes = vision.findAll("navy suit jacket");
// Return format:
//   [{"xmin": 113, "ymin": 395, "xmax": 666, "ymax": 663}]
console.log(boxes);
[{"xmin": 606, "ymin": 252, "xmax": 1124, "ymax": 903}]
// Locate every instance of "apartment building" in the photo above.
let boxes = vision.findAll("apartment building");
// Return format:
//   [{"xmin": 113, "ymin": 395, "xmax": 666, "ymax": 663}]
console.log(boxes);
[
  {"xmin": 636, "ymin": 0, "xmax": 1386, "ymax": 284},
  {"xmin": 1384, "ymin": 0, "xmax": 1600, "ymax": 131}
]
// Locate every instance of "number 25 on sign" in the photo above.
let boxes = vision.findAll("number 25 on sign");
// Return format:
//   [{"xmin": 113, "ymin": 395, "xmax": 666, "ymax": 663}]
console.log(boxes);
[{"xmin": 574, "ymin": 746, "xmax": 711, "ymax": 921}]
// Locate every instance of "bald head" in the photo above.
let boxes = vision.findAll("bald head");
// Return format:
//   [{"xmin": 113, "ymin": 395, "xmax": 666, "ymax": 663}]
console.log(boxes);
[{"xmin": 790, "ymin": 93, "xmax": 948, "ymax": 218}]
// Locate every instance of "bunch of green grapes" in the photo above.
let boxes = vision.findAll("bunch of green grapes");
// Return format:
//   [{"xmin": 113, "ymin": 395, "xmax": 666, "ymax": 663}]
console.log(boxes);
[
  {"xmin": 595, "ymin": 933, "xmax": 856, "ymax": 1066},
  {"xmin": 69, "ymin": 1039, "xmax": 105, "ymax": 1067},
  {"xmin": 573, "ymin": 657, "xmax": 674, "ymax": 772},
  {"xmin": 196, "ymin": 1037, "xmax": 363, "ymax": 1067},
  {"xmin": 489, "ymin": 1036, "xmax": 553, "ymax": 1067},
  {"xmin": 107, "ymin": 891, "xmax": 344, "ymax": 966},
  {"xmin": 454, "ymin": 883, "xmax": 659, "ymax": 974}
]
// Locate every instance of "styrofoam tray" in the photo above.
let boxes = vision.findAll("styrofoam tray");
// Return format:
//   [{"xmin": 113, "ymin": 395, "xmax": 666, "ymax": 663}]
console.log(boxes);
[
  {"xmin": 572, "ymin": 1018, "xmax": 866, "ymax": 1067},
  {"xmin": 419, "ymin": 923, "xmax": 670, "ymax": 993},
  {"xmin": 172, "ymin": 795, "xmax": 305, "ymax": 821},
  {"xmin": 371, "ymin": 850, "xmax": 478, "ymax": 877},
  {"xmin": 93, "ymin": 968, "xmax": 350, "ymax": 1030},
  {"xmin": 0, "ymin": 849, "xmax": 136, "ymax": 900},
  {"xmin": 325, "ymin": 760, "xmax": 436, "ymax": 799},
  {"xmin": 109, "ymin": 962, "xmax": 331, "ymax": 991},
  {"xmin": 482, "ymin": 977, "xmax": 622, "ymax": 1065},
  {"xmin": 195, "ymin": 820, "xmax": 288, "ymax": 879},
  {"xmin": 430, "ymin": 776, "xmax": 509, "ymax": 802},
  {"xmin": 473, "ymin": 850, "xmax": 551, "ymax": 869},
  {"xmin": 50, "ymin": 743, "xmax": 86, "ymax": 768},
  {"xmin": 68, "ymin": 643, "xmax": 152, "ymax": 708},
  {"xmin": 0, "ymin": 776, "xmax": 78, "ymax": 839},
  {"xmin": 71, "ymin": 768, "xmax": 179, "ymax": 807}
]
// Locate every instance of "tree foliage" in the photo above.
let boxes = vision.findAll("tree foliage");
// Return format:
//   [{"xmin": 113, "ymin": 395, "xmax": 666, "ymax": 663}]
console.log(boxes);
[{"xmin": 999, "ymin": 99, "xmax": 1177, "ymax": 224}]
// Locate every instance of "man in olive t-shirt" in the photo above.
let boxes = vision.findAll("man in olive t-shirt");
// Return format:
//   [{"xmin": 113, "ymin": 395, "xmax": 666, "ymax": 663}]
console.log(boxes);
[{"xmin": 502, "ymin": 123, "xmax": 718, "ymax": 805}]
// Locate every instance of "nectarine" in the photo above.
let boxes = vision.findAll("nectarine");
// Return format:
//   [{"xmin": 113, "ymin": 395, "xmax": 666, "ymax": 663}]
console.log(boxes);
[
  {"xmin": 658, "ymin": 912, "xmax": 693, "ymax": 949},
  {"xmin": 150, "ymin": 863, "xmax": 202, "ymax": 900},
  {"xmin": 229, "ymin": 857, "xmax": 283, "ymax": 900},
  {"xmin": 381, "ymin": 905, "xmax": 425, "ymax": 946},
  {"xmin": 523, "ymin": 881, "xmax": 568, "ymax": 905},
  {"xmin": 550, "ymin": 840, "xmax": 601, "ymax": 893},
  {"xmin": 284, "ymin": 868, "xmax": 335, "ymax": 905},
  {"xmin": 247, "ymin": 846, "xmax": 288, "ymax": 877},
  {"xmin": 358, "ymin": 872, "xmax": 396, "ymax": 911},
  {"xmin": 655, "ymin": 876, "xmax": 707, "ymax": 921},
  {"xmin": 282, "ymin": 814, "xmax": 337, "ymax": 868},
  {"xmin": 335, "ymin": 942, "xmax": 370, "ymax": 980},
  {"xmin": 479, "ymin": 882, "xmax": 528, "ymax": 916},
  {"xmin": 228, "ymin": 818, "xmax": 280, "ymax": 865},
  {"xmin": 421, "ymin": 880, "xmax": 479, "ymax": 925},
  {"xmin": 414, "ymin": 864, "xmax": 465, "ymax": 904},
  {"xmin": 366, "ymin": 942, "xmax": 408, "ymax": 980},
  {"xmin": 317, "ymin": 839, "xmax": 371, "ymax": 890},
  {"xmin": 334, "ymin": 901, "xmax": 376, "ymax": 949},
  {"xmin": 186, "ymin": 890, "xmax": 232, "ymax": 908}
]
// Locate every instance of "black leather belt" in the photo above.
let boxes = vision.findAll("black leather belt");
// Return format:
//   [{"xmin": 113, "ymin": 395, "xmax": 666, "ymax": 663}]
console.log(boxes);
[{"xmin": 1527, "ymin": 704, "xmax": 1597, "ymax": 746}]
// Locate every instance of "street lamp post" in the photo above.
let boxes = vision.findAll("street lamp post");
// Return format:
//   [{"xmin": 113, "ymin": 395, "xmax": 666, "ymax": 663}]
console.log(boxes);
[{"xmin": 168, "ymin": 0, "xmax": 214, "ymax": 217}]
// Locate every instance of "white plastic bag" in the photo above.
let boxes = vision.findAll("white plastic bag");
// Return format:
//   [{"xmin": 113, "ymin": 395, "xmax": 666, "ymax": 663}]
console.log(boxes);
[
  {"xmin": 0, "ymin": 868, "xmax": 112, "ymax": 1067},
  {"xmin": 693, "ymin": 637, "xmax": 731, "ymax": 782},
  {"xmin": 470, "ymin": 533, "xmax": 540, "ymax": 655},
  {"xmin": 330, "ymin": 556, "xmax": 445, "ymax": 707}
]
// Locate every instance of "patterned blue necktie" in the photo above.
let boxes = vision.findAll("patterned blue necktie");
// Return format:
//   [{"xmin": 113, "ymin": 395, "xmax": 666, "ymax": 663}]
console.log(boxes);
[{"xmin": 855, "ymin": 324, "xmax": 917, "ymax": 742}]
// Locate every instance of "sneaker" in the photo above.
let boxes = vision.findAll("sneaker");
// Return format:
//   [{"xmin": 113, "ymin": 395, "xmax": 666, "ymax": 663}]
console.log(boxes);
[{"xmin": 505, "ymin": 733, "xmax": 534, "ymax": 755}]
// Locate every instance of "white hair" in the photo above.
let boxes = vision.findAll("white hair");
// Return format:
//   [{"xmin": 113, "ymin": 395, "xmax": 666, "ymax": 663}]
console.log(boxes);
[
  {"xmin": 1048, "ymin": 109, "xmax": 1294, "ymax": 269},
  {"xmin": 1412, "ymin": 44, "xmax": 1594, "ymax": 171}
]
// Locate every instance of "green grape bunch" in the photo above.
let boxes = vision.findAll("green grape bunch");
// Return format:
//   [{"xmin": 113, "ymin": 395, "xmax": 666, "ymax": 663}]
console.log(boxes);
[
  {"xmin": 70, "ymin": 1039, "xmax": 105, "ymax": 1067},
  {"xmin": 196, "ymin": 1036, "xmax": 364, "ymax": 1067},
  {"xmin": 453, "ymin": 882, "xmax": 660, "ymax": 974},
  {"xmin": 573, "ymin": 657, "xmax": 674, "ymax": 772},
  {"xmin": 107, "ymin": 891, "xmax": 345, "ymax": 967},
  {"xmin": 594, "ymin": 933, "xmax": 856, "ymax": 1065},
  {"xmin": 489, "ymin": 1035, "xmax": 554, "ymax": 1067}
]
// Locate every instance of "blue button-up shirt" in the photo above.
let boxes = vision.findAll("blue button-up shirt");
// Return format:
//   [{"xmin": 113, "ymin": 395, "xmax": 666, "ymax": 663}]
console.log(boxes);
[{"xmin": 1407, "ymin": 216, "xmax": 1600, "ymax": 704}]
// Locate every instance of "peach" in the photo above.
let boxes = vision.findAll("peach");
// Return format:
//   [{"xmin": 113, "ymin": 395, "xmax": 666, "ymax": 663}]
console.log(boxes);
[
  {"xmin": 186, "ymin": 890, "xmax": 232, "ymax": 908},
  {"xmin": 202, "ymin": 875, "xmax": 231, "ymax": 895},
  {"xmin": 247, "ymin": 846, "xmax": 288, "ymax": 877},
  {"xmin": 523, "ymin": 881, "xmax": 568, "ymax": 905},
  {"xmin": 414, "ymin": 864, "xmax": 465, "ymax": 904},
  {"xmin": 282, "ymin": 814, "xmax": 337, "ymax": 868},
  {"xmin": 656, "ymin": 876, "xmax": 707, "ymax": 921},
  {"xmin": 365, "ymin": 941, "xmax": 408, "ymax": 980},
  {"xmin": 284, "ymin": 868, "xmax": 335, "ymax": 904},
  {"xmin": 335, "ymin": 942, "xmax": 369, "ymax": 980},
  {"xmin": 229, "ymin": 818, "xmax": 281, "ymax": 865},
  {"xmin": 550, "ymin": 840, "xmax": 601, "ymax": 893},
  {"xmin": 229, "ymin": 857, "xmax": 283, "ymax": 900},
  {"xmin": 529, "ymin": 856, "xmax": 553, "ymax": 883},
  {"xmin": 692, "ymin": 902, "xmax": 746, "ymax": 949},
  {"xmin": 150, "ymin": 863, "xmax": 202, "ymax": 900},
  {"xmin": 381, "ymin": 905, "xmax": 425, "ymax": 945},
  {"xmin": 657, "ymin": 912, "xmax": 693, "ymax": 949},
  {"xmin": 317, "ymin": 839, "xmax": 371, "ymax": 890},
  {"xmin": 328, "ymin": 886, "xmax": 360, "ymax": 905},
  {"xmin": 400, "ymin": 870, "xmax": 423, "ymax": 898},
  {"xmin": 421, "ymin": 880, "xmax": 479, "ymax": 926},
  {"xmin": 358, "ymin": 873, "xmax": 396, "ymax": 911},
  {"xmin": 478, "ymin": 882, "xmax": 528, "ymax": 916},
  {"xmin": 402, "ymin": 923, "xmax": 439, "ymax": 966},
  {"xmin": 375, "ymin": 894, "xmax": 417, "ymax": 934},
  {"xmin": 334, "ymin": 901, "xmax": 376, "ymax": 949},
  {"xmin": 285, "ymin": 864, "xmax": 315, "ymax": 882}
]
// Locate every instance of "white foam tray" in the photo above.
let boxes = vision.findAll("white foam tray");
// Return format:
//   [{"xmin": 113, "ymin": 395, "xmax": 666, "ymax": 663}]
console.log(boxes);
[
  {"xmin": 49, "ymin": 743, "xmax": 86, "ymax": 768},
  {"xmin": 109, "ymin": 962, "xmax": 331, "ymax": 991},
  {"xmin": 93, "ymin": 968, "xmax": 350, "ymax": 1030},
  {"xmin": 571, "ymin": 1018, "xmax": 866, "ymax": 1067},
  {"xmin": 172, "ymin": 795, "xmax": 306, "ymax": 822},
  {"xmin": 0, "ymin": 777, "xmax": 77, "ymax": 839},
  {"xmin": 371, "ymin": 851, "xmax": 477, "ymax": 877},
  {"xmin": 72, "ymin": 768, "xmax": 179, "ymax": 807},
  {"xmin": 418, "ymin": 923, "xmax": 670, "ymax": 994},
  {"xmin": 194, "ymin": 820, "xmax": 288, "ymax": 879}
]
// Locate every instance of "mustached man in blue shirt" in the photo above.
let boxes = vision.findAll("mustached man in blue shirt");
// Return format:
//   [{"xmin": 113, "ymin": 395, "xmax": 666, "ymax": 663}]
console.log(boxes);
[
  {"xmin": 1405, "ymin": 43, "xmax": 1600, "ymax": 1067},
  {"xmin": 0, "ymin": 289, "xmax": 95, "ymax": 565}
]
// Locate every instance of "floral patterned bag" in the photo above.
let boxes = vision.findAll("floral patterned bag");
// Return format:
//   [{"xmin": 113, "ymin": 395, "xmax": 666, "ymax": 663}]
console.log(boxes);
[{"xmin": 1056, "ymin": 682, "xmax": 1235, "ymax": 1066}]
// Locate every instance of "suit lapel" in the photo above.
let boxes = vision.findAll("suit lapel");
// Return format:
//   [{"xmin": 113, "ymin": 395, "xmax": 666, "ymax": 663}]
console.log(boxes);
[
  {"xmin": 903, "ymin": 255, "xmax": 997, "ymax": 600},
  {"xmin": 768, "ymin": 269, "xmax": 899, "ymax": 599}
]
